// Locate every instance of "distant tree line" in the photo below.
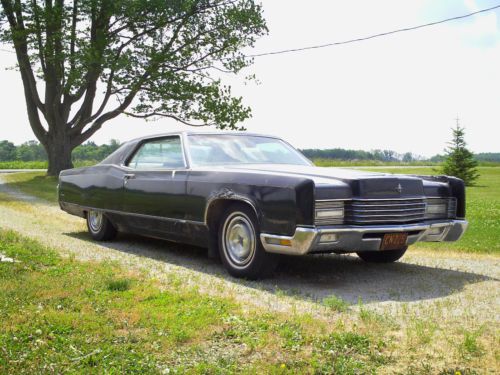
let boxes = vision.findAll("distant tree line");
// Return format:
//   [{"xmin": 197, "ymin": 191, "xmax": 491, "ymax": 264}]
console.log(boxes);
[
  {"xmin": 0, "ymin": 139, "xmax": 497, "ymax": 164},
  {"xmin": 0, "ymin": 140, "xmax": 120, "ymax": 162},
  {"xmin": 300, "ymin": 148, "xmax": 424, "ymax": 163},
  {"xmin": 300, "ymin": 148, "xmax": 500, "ymax": 164}
]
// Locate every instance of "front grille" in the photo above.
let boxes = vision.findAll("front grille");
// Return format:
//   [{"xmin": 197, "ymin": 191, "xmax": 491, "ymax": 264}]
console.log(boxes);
[
  {"xmin": 345, "ymin": 198, "xmax": 426, "ymax": 224},
  {"xmin": 314, "ymin": 198, "xmax": 458, "ymax": 226}
]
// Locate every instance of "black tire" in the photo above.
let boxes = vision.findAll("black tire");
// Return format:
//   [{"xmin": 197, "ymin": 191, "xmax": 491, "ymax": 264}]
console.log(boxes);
[
  {"xmin": 86, "ymin": 210, "xmax": 117, "ymax": 241},
  {"xmin": 356, "ymin": 247, "xmax": 408, "ymax": 263},
  {"xmin": 218, "ymin": 203, "xmax": 278, "ymax": 279}
]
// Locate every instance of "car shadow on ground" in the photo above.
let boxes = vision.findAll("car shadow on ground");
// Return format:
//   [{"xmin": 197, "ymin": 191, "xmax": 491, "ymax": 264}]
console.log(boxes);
[{"xmin": 65, "ymin": 230, "xmax": 495, "ymax": 306}]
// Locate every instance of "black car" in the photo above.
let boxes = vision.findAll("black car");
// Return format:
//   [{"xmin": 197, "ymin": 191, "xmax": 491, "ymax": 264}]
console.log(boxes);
[{"xmin": 58, "ymin": 132, "xmax": 468, "ymax": 279}]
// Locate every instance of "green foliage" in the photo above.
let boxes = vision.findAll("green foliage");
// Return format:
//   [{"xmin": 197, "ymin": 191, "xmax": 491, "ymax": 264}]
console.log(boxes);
[
  {"xmin": 14, "ymin": 141, "xmax": 46, "ymax": 162},
  {"xmin": 302, "ymin": 147, "xmax": 409, "ymax": 162},
  {"xmin": 0, "ymin": 0, "xmax": 268, "ymax": 175},
  {"xmin": 322, "ymin": 295, "xmax": 349, "ymax": 312},
  {"xmin": 441, "ymin": 123, "xmax": 480, "ymax": 186},
  {"xmin": 0, "ymin": 139, "xmax": 119, "ymax": 163},
  {"xmin": 106, "ymin": 278, "xmax": 132, "ymax": 292},
  {"xmin": 72, "ymin": 139, "xmax": 121, "ymax": 162},
  {"xmin": 0, "ymin": 229, "xmax": 391, "ymax": 373},
  {"xmin": 0, "ymin": 161, "xmax": 48, "ymax": 169},
  {"xmin": 0, "ymin": 140, "xmax": 16, "ymax": 161},
  {"xmin": 459, "ymin": 329, "xmax": 484, "ymax": 359},
  {"xmin": 313, "ymin": 158, "xmax": 439, "ymax": 167}
]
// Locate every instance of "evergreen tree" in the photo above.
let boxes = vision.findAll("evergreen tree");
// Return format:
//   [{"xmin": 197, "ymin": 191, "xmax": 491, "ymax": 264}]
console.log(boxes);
[{"xmin": 441, "ymin": 120, "xmax": 479, "ymax": 186}]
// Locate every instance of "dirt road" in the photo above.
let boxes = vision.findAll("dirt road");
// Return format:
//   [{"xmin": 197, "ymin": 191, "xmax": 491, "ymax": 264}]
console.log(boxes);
[{"xmin": 0, "ymin": 175, "xmax": 498, "ymax": 318}]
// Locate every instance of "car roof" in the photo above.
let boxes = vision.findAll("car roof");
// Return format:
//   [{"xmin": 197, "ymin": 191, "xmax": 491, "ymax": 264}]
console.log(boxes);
[{"xmin": 126, "ymin": 130, "xmax": 281, "ymax": 144}]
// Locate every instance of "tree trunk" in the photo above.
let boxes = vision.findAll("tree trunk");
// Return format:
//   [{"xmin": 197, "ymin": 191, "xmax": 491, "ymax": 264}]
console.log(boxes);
[{"xmin": 45, "ymin": 134, "xmax": 74, "ymax": 176}]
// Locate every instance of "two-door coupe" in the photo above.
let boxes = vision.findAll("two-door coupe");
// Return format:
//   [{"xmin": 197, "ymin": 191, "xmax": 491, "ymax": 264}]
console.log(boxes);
[{"xmin": 58, "ymin": 132, "xmax": 468, "ymax": 279}]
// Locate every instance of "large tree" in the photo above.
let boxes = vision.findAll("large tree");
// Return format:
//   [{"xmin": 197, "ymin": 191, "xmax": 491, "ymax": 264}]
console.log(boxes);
[{"xmin": 0, "ymin": 0, "xmax": 266, "ymax": 175}]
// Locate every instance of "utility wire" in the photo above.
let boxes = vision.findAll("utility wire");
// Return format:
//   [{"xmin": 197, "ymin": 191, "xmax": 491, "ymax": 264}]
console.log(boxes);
[
  {"xmin": 0, "ymin": 4, "xmax": 499, "ymax": 58},
  {"xmin": 245, "ymin": 3, "xmax": 500, "ymax": 58}
]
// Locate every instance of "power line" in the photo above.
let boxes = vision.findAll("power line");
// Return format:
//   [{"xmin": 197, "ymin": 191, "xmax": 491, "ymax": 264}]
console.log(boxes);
[
  {"xmin": 246, "ymin": 3, "xmax": 500, "ymax": 58},
  {"xmin": 1, "ymin": 4, "xmax": 499, "ymax": 58}
]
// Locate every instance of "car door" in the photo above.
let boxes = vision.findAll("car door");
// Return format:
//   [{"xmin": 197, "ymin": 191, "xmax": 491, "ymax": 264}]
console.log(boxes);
[{"xmin": 119, "ymin": 136, "xmax": 190, "ymax": 239}]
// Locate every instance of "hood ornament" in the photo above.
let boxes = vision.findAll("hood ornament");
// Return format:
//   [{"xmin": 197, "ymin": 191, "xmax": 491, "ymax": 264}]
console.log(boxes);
[{"xmin": 396, "ymin": 183, "xmax": 403, "ymax": 194}]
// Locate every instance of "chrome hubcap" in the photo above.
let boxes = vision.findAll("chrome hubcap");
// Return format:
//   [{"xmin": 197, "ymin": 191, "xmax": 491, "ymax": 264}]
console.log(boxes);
[
  {"xmin": 223, "ymin": 213, "xmax": 255, "ymax": 267},
  {"xmin": 88, "ymin": 210, "xmax": 103, "ymax": 233}
]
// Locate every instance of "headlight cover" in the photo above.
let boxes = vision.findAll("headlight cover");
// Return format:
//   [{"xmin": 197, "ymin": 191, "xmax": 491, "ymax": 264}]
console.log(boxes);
[
  {"xmin": 425, "ymin": 198, "xmax": 457, "ymax": 219},
  {"xmin": 315, "ymin": 201, "xmax": 344, "ymax": 225}
]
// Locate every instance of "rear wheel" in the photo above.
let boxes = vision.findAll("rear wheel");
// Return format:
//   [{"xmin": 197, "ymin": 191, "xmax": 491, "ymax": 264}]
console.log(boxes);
[
  {"xmin": 218, "ymin": 204, "xmax": 278, "ymax": 279},
  {"xmin": 356, "ymin": 247, "xmax": 407, "ymax": 263},
  {"xmin": 86, "ymin": 210, "xmax": 117, "ymax": 241}
]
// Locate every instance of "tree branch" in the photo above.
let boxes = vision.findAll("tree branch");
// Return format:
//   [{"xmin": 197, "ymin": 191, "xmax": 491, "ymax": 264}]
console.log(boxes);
[
  {"xmin": 30, "ymin": 0, "xmax": 47, "ymax": 74},
  {"xmin": 124, "ymin": 111, "xmax": 214, "ymax": 127},
  {"xmin": 1, "ymin": 0, "xmax": 46, "ymax": 115},
  {"xmin": 71, "ymin": 8, "xmax": 197, "ymax": 146}
]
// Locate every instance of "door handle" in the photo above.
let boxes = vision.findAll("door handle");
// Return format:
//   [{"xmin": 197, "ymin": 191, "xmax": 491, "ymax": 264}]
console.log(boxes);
[{"xmin": 123, "ymin": 174, "xmax": 136, "ymax": 181}]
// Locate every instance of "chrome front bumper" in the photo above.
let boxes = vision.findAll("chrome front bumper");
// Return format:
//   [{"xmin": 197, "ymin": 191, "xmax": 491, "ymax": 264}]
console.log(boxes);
[{"xmin": 260, "ymin": 220, "xmax": 468, "ymax": 255}]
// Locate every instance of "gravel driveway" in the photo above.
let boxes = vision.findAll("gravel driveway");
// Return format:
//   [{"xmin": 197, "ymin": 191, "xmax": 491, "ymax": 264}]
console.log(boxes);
[
  {"xmin": 0, "ymin": 174, "xmax": 498, "ymax": 319},
  {"xmin": 2, "ymin": 173, "xmax": 499, "ymax": 373}
]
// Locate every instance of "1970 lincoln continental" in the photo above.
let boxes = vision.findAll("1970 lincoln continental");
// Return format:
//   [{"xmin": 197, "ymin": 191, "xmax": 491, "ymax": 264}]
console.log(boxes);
[{"xmin": 58, "ymin": 132, "xmax": 468, "ymax": 279}]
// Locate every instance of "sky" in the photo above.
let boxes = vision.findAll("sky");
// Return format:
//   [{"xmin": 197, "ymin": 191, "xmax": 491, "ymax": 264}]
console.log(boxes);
[{"xmin": 0, "ymin": 0, "xmax": 499, "ymax": 157}]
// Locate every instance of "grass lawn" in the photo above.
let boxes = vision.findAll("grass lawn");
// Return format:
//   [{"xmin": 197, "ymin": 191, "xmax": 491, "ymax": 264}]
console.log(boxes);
[
  {"xmin": 1, "ymin": 229, "xmax": 496, "ymax": 373},
  {"xmin": 2, "ymin": 167, "xmax": 498, "ymax": 254},
  {"xmin": 0, "ymin": 229, "xmax": 391, "ymax": 373},
  {"xmin": 1, "ymin": 173, "xmax": 59, "ymax": 203}
]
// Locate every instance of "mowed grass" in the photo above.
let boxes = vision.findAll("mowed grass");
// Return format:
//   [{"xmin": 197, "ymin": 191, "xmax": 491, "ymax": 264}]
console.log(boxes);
[
  {"xmin": 3, "ymin": 167, "xmax": 499, "ymax": 254},
  {"xmin": 359, "ymin": 167, "xmax": 500, "ymax": 254},
  {"xmin": 0, "ymin": 229, "xmax": 392, "ymax": 373},
  {"xmin": 1, "ymin": 229, "xmax": 495, "ymax": 373},
  {"xmin": 1, "ymin": 172, "xmax": 59, "ymax": 202}
]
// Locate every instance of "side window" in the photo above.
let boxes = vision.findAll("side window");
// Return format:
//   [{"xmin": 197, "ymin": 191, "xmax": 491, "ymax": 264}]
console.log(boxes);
[{"xmin": 127, "ymin": 137, "xmax": 185, "ymax": 169}]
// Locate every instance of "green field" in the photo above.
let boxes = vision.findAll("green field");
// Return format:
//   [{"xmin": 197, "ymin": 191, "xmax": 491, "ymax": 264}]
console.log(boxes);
[
  {"xmin": 0, "ymin": 160, "xmax": 97, "ymax": 170},
  {"xmin": 0, "ymin": 229, "xmax": 390, "ymax": 373},
  {"xmin": 2, "ymin": 167, "xmax": 498, "ymax": 254}
]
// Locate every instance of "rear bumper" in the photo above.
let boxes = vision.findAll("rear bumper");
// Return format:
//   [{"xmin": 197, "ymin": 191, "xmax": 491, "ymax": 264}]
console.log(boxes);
[{"xmin": 260, "ymin": 219, "xmax": 468, "ymax": 256}]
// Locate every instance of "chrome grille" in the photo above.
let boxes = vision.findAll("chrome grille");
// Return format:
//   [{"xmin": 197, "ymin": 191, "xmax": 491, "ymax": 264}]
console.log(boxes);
[
  {"xmin": 345, "ymin": 198, "xmax": 426, "ymax": 224},
  {"xmin": 314, "ymin": 198, "xmax": 458, "ymax": 226}
]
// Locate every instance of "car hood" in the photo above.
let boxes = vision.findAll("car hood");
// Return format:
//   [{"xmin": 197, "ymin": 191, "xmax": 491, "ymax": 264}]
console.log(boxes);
[
  {"xmin": 196, "ymin": 164, "xmax": 447, "ymax": 199},
  {"xmin": 203, "ymin": 164, "xmax": 391, "ymax": 182}
]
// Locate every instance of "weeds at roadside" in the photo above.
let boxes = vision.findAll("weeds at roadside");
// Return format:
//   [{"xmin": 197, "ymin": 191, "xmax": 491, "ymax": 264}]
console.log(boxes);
[
  {"xmin": 458, "ymin": 329, "xmax": 484, "ymax": 359},
  {"xmin": 322, "ymin": 295, "xmax": 349, "ymax": 312}
]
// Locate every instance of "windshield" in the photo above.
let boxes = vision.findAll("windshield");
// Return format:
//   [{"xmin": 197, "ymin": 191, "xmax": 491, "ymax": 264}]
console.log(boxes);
[{"xmin": 187, "ymin": 134, "xmax": 311, "ymax": 167}]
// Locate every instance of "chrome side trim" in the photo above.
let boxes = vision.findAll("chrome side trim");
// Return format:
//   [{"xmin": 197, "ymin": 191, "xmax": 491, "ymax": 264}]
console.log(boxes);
[
  {"xmin": 260, "ymin": 220, "xmax": 468, "ymax": 256},
  {"xmin": 203, "ymin": 193, "xmax": 259, "ymax": 226},
  {"xmin": 62, "ymin": 202, "xmax": 206, "ymax": 226}
]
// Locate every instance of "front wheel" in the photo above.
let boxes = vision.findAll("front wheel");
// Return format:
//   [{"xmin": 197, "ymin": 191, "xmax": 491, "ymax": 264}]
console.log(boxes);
[
  {"xmin": 356, "ymin": 247, "xmax": 408, "ymax": 263},
  {"xmin": 218, "ymin": 204, "xmax": 278, "ymax": 279},
  {"xmin": 86, "ymin": 210, "xmax": 117, "ymax": 241}
]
